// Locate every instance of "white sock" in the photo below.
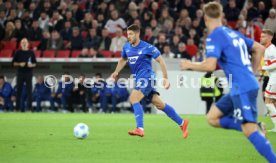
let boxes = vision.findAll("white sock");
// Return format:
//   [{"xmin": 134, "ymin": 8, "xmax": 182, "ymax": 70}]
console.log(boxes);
[{"xmin": 266, "ymin": 103, "xmax": 276, "ymax": 128}]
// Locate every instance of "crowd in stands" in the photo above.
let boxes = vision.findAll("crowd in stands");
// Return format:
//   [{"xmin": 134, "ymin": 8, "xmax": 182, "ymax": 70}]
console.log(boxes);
[{"xmin": 0, "ymin": 0, "xmax": 275, "ymax": 60}]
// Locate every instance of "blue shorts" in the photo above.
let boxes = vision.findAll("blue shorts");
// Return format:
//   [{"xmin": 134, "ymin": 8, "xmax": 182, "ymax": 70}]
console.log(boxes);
[
  {"xmin": 134, "ymin": 78, "xmax": 159, "ymax": 103},
  {"xmin": 215, "ymin": 89, "xmax": 258, "ymax": 123}
]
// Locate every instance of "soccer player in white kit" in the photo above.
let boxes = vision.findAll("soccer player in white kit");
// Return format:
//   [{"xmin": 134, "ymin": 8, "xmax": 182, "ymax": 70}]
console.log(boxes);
[{"xmin": 260, "ymin": 29, "xmax": 276, "ymax": 132}]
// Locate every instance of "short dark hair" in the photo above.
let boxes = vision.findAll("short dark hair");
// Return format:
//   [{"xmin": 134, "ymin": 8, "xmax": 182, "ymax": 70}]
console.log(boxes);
[
  {"xmin": 262, "ymin": 29, "xmax": 274, "ymax": 36},
  {"xmin": 127, "ymin": 24, "xmax": 140, "ymax": 33},
  {"xmin": 0, "ymin": 75, "xmax": 4, "ymax": 80},
  {"xmin": 95, "ymin": 73, "xmax": 102, "ymax": 78}
]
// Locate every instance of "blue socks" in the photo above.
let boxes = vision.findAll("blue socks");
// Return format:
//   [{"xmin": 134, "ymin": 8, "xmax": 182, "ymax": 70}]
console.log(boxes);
[
  {"xmin": 219, "ymin": 116, "xmax": 242, "ymax": 131},
  {"xmin": 248, "ymin": 131, "xmax": 276, "ymax": 162},
  {"xmin": 132, "ymin": 103, "xmax": 144, "ymax": 128},
  {"xmin": 163, "ymin": 104, "xmax": 183, "ymax": 126}
]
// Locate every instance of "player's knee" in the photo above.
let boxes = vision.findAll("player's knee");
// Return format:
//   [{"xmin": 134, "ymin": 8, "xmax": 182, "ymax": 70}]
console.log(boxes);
[
  {"xmin": 152, "ymin": 100, "xmax": 165, "ymax": 110},
  {"xmin": 207, "ymin": 112, "xmax": 219, "ymax": 127},
  {"xmin": 129, "ymin": 94, "xmax": 139, "ymax": 104},
  {"xmin": 242, "ymin": 123, "xmax": 257, "ymax": 137}
]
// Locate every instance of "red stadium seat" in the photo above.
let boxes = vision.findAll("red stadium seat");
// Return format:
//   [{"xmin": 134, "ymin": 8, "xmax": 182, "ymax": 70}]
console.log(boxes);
[
  {"xmin": 99, "ymin": 50, "xmax": 113, "ymax": 58},
  {"xmin": 113, "ymin": 51, "xmax": 122, "ymax": 58},
  {"xmin": 34, "ymin": 50, "xmax": 41, "ymax": 58},
  {"xmin": 1, "ymin": 41, "xmax": 17, "ymax": 50},
  {"xmin": 71, "ymin": 50, "xmax": 82, "ymax": 58},
  {"xmin": 43, "ymin": 50, "xmax": 56, "ymax": 58},
  {"xmin": 56, "ymin": 50, "xmax": 70, "ymax": 58},
  {"xmin": 0, "ymin": 49, "xmax": 13, "ymax": 57},
  {"xmin": 30, "ymin": 41, "xmax": 41, "ymax": 49}
]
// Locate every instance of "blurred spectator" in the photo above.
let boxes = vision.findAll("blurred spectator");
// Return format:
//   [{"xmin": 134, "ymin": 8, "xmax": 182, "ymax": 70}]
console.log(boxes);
[
  {"xmin": 6, "ymin": 8, "xmax": 17, "ymax": 22},
  {"xmin": 72, "ymin": 74, "xmax": 87, "ymax": 112},
  {"xmin": 155, "ymin": 33, "xmax": 167, "ymax": 54},
  {"xmin": 60, "ymin": 21, "xmax": 72, "ymax": 41},
  {"xmin": 183, "ymin": 0, "xmax": 196, "ymax": 19},
  {"xmin": 245, "ymin": 18, "xmax": 261, "ymax": 42},
  {"xmin": 149, "ymin": 1, "xmax": 160, "ymax": 19},
  {"xmin": 21, "ymin": 10, "xmax": 32, "ymax": 30},
  {"xmin": 158, "ymin": 7, "xmax": 174, "ymax": 26},
  {"xmin": 96, "ymin": 13, "xmax": 106, "ymax": 29},
  {"xmin": 141, "ymin": 11, "xmax": 152, "ymax": 28},
  {"xmin": 0, "ymin": 24, "xmax": 4, "ymax": 40},
  {"xmin": 3, "ymin": 21, "xmax": 15, "ymax": 41},
  {"xmin": 56, "ymin": 73, "xmax": 74, "ymax": 112},
  {"xmin": 170, "ymin": 35, "xmax": 181, "ymax": 54},
  {"xmin": 174, "ymin": 26, "xmax": 187, "ymax": 43},
  {"xmin": 246, "ymin": 0, "xmax": 259, "ymax": 20},
  {"xmin": 29, "ymin": 2, "xmax": 39, "ymax": 20},
  {"xmin": 84, "ymin": 28, "xmax": 101, "ymax": 49},
  {"xmin": 16, "ymin": 1, "xmax": 25, "ymax": 18},
  {"xmin": 28, "ymin": 20, "xmax": 42, "ymax": 41},
  {"xmin": 72, "ymin": 2, "xmax": 84, "ymax": 22},
  {"xmin": 162, "ymin": 44, "xmax": 175, "ymax": 58},
  {"xmin": 192, "ymin": 18, "xmax": 204, "ymax": 37},
  {"xmin": 125, "ymin": 7, "xmax": 139, "ymax": 26},
  {"xmin": 0, "ymin": 75, "xmax": 13, "ymax": 111},
  {"xmin": 0, "ymin": 9, "xmax": 5, "ymax": 27},
  {"xmin": 98, "ymin": 28, "xmax": 111, "ymax": 51},
  {"xmin": 224, "ymin": 0, "xmax": 240, "ymax": 21},
  {"xmin": 38, "ymin": 30, "xmax": 50, "ymax": 50},
  {"xmin": 58, "ymin": 1, "xmax": 68, "ymax": 17},
  {"xmin": 33, "ymin": 75, "xmax": 55, "ymax": 112},
  {"xmin": 13, "ymin": 19, "xmax": 27, "ymax": 42},
  {"xmin": 12, "ymin": 84, "xmax": 27, "ymax": 112},
  {"xmin": 89, "ymin": 73, "xmax": 106, "ymax": 112},
  {"xmin": 176, "ymin": 9, "xmax": 189, "ymax": 27},
  {"xmin": 143, "ymin": 27, "xmax": 156, "ymax": 45},
  {"xmin": 162, "ymin": 19, "xmax": 174, "ymax": 39},
  {"xmin": 186, "ymin": 38, "xmax": 198, "ymax": 57},
  {"xmin": 80, "ymin": 12, "xmax": 93, "ymax": 32},
  {"xmin": 104, "ymin": 10, "xmax": 127, "ymax": 33},
  {"xmin": 258, "ymin": 1, "xmax": 269, "ymax": 20},
  {"xmin": 41, "ymin": 1, "xmax": 53, "ymax": 17},
  {"xmin": 110, "ymin": 27, "xmax": 127, "ymax": 52},
  {"xmin": 48, "ymin": 10, "xmax": 63, "ymax": 32},
  {"xmin": 264, "ymin": 9, "xmax": 276, "ymax": 33},
  {"xmin": 175, "ymin": 42, "xmax": 191, "ymax": 59},
  {"xmin": 47, "ymin": 30, "xmax": 63, "ymax": 50},
  {"xmin": 66, "ymin": 27, "xmax": 83, "ymax": 50},
  {"xmin": 189, "ymin": 28, "xmax": 200, "ymax": 45},
  {"xmin": 38, "ymin": 11, "xmax": 49, "ymax": 31},
  {"xmin": 78, "ymin": 48, "xmax": 89, "ymax": 58},
  {"xmin": 150, "ymin": 19, "xmax": 161, "ymax": 37},
  {"xmin": 64, "ymin": 10, "xmax": 78, "ymax": 27},
  {"xmin": 88, "ymin": 47, "xmax": 103, "ymax": 58}
]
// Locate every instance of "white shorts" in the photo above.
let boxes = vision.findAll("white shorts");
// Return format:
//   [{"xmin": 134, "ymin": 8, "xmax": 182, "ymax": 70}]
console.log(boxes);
[{"xmin": 265, "ymin": 78, "xmax": 276, "ymax": 99}]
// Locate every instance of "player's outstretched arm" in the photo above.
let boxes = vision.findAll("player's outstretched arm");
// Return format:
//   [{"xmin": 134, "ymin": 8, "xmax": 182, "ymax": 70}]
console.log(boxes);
[
  {"xmin": 155, "ymin": 56, "xmax": 170, "ymax": 89},
  {"xmin": 111, "ymin": 57, "xmax": 127, "ymax": 79},
  {"xmin": 180, "ymin": 58, "xmax": 217, "ymax": 72},
  {"xmin": 250, "ymin": 42, "xmax": 265, "ymax": 74}
]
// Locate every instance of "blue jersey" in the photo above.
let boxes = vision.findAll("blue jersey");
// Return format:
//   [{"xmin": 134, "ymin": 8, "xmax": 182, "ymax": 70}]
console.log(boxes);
[
  {"xmin": 0, "ymin": 82, "xmax": 13, "ymax": 98},
  {"xmin": 121, "ymin": 40, "xmax": 161, "ymax": 79},
  {"xmin": 206, "ymin": 26, "xmax": 259, "ymax": 95}
]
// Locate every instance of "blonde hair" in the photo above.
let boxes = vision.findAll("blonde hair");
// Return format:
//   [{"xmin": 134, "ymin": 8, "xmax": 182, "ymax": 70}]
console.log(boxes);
[{"xmin": 203, "ymin": 2, "xmax": 223, "ymax": 19}]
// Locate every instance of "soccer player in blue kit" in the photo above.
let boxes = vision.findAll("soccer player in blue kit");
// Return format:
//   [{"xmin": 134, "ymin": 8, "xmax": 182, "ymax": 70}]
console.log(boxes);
[
  {"xmin": 111, "ymin": 24, "xmax": 189, "ymax": 138},
  {"xmin": 180, "ymin": 2, "xmax": 276, "ymax": 162}
]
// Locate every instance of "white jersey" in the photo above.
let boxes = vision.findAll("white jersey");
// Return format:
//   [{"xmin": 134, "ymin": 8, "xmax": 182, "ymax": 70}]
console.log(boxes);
[{"xmin": 263, "ymin": 44, "xmax": 276, "ymax": 83}]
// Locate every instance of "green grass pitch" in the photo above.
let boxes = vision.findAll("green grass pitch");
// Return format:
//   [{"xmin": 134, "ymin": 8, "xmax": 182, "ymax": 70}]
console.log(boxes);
[{"xmin": 0, "ymin": 113, "xmax": 275, "ymax": 163}]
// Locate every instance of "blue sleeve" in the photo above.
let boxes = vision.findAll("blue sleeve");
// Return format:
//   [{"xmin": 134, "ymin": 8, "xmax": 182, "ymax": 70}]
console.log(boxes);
[
  {"xmin": 205, "ymin": 34, "xmax": 222, "ymax": 59},
  {"xmin": 148, "ymin": 45, "xmax": 161, "ymax": 59},
  {"xmin": 243, "ymin": 35, "xmax": 254, "ymax": 49},
  {"xmin": 121, "ymin": 46, "xmax": 127, "ymax": 59}
]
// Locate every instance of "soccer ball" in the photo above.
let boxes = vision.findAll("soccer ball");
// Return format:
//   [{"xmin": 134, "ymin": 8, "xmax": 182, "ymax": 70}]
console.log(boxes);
[{"xmin": 73, "ymin": 123, "xmax": 89, "ymax": 139}]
